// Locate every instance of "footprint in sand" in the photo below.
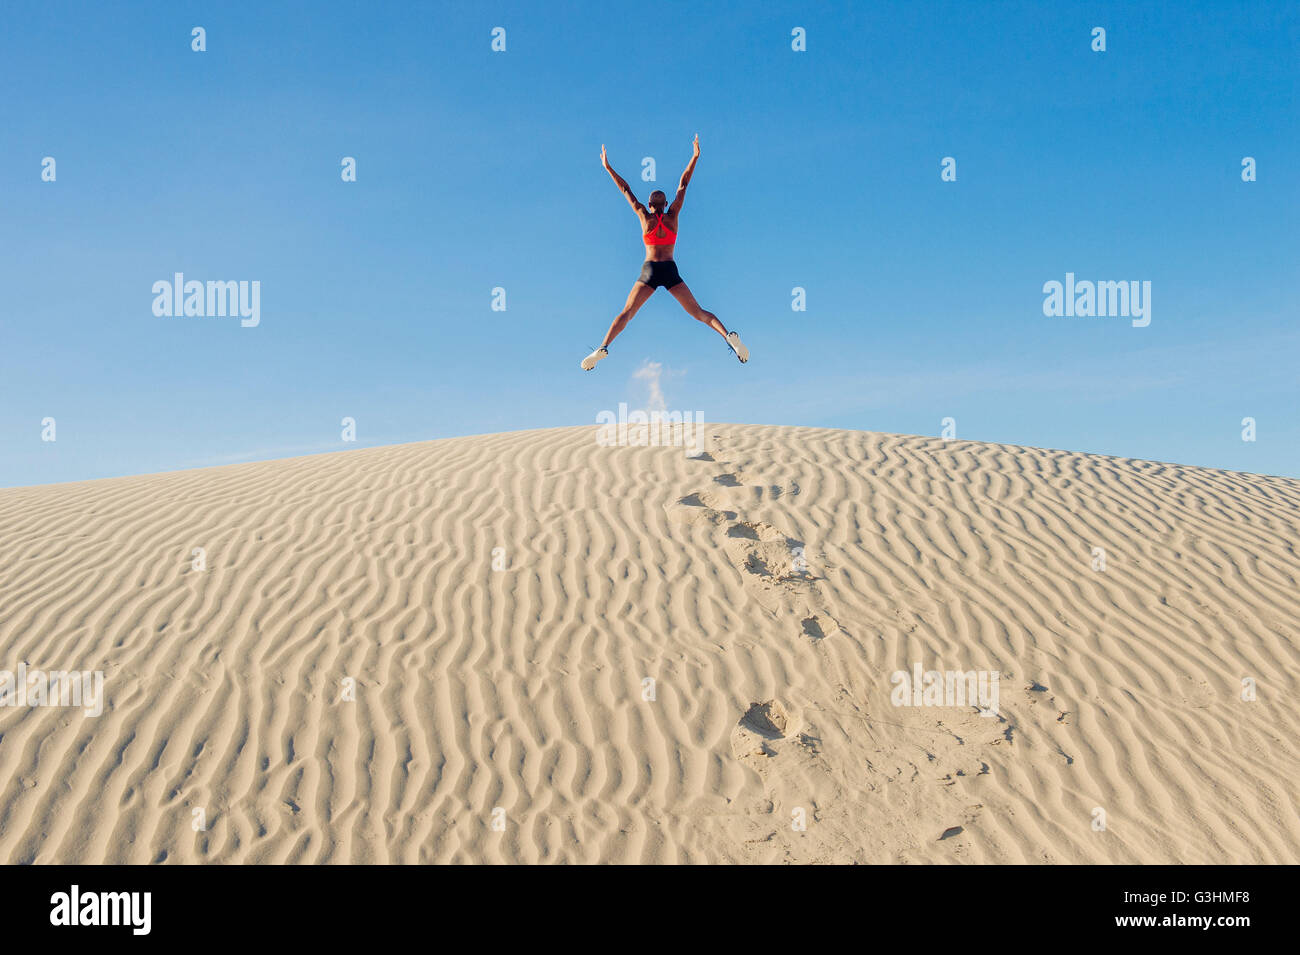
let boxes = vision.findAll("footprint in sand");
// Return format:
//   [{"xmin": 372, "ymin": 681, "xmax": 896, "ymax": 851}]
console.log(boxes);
[
  {"xmin": 731, "ymin": 700, "xmax": 803, "ymax": 759},
  {"xmin": 670, "ymin": 460, "xmax": 840, "ymax": 640}
]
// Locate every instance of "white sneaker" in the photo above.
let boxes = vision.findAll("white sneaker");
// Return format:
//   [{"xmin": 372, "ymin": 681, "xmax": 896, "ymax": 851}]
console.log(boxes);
[
  {"xmin": 581, "ymin": 346, "xmax": 608, "ymax": 371},
  {"xmin": 726, "ymin": 331, "xmax": 749, "ymax": 363}
]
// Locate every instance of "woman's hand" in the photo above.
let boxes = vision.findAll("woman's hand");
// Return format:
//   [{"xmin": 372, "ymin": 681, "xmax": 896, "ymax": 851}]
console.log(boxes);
[
  {"xmin": 601, "ymin": 144, "xmax": 609, "ymax": 168},
  {"xmin": 691, "ymin": 134, "xmax": 700, "ymax": 158}
]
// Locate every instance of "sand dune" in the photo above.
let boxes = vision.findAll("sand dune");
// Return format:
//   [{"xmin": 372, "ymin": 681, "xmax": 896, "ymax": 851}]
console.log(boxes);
[{"xmin": 1, "ymin": 423, "xmax": 1297, "ymax": 863}]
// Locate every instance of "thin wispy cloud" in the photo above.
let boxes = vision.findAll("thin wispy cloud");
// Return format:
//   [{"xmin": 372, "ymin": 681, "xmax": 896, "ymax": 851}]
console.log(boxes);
[
  {"xmin": 785, "ymin": 330, "xmax": 1300, "ymax": 420},
  {"xmin": 179, "ymin": 440, "xmax": 364, "ymax": 471},
  {"xmin": 632, "ymin": 360, "xmax": 669, "ymax": 413}
]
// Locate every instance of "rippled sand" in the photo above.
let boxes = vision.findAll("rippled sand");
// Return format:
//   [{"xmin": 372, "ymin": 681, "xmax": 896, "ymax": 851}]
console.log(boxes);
[{"xmin": 1, "ymin": 424, "xmax": 1297, "ymax": 863}]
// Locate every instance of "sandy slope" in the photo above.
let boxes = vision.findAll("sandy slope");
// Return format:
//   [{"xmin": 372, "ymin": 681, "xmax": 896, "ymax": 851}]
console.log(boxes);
[{"xmin": 1, "ymin": 423, "xmax": 1297, "ymax": 864}]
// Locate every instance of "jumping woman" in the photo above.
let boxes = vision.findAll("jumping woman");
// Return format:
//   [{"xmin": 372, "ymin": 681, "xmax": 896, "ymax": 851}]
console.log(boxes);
[{"xmin": 581, "ymin": 135, "xmax": 749, "ymax": 370}]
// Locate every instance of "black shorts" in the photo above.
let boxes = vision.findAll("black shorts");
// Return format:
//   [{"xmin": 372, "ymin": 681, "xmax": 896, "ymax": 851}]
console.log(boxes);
[{"xmin": 638, "ymin": 259, "xmax": 683, "ymax": 290}]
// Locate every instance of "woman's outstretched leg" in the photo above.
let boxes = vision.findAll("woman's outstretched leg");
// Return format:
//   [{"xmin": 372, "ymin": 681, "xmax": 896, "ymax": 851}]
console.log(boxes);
[
  {"xmin": 603, "ymin": 281, "xmax": 656, "ymax": 347},
  {"xmin": 582, "ymin": 281, "xmax": 655, "ymax": 370},
  {"xmin": 669, "ymin": 282, "xmax": 749, "ymax": 362},
  {"xmin": 668, "ymin": 282, "xmax": 728, "ymax": 338}
]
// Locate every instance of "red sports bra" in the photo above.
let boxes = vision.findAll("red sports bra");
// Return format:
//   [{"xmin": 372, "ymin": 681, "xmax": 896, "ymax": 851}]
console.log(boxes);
[{"xmin": 644, "ymin": 212, "xmax": 677, "ymax": 245}]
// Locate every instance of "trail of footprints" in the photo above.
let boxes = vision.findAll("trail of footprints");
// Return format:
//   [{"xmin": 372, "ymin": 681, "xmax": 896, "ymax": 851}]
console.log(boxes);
[
  {"xmin": 665, "ymin": 452, "xmax": 842, "ymax": 642},
  {"xmin": 665, "ymin": 444, "xmax": 1067, "ymax": 858},
  {"xmin": 667, "ymin": 446, "xmax": 863, "ymax": 854}
]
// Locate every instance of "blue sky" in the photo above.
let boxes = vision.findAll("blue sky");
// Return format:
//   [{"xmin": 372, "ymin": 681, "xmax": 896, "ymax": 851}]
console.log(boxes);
[{"xmin": 3, "ymin": 0, "xmax": 1297, "ymax": 487}]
